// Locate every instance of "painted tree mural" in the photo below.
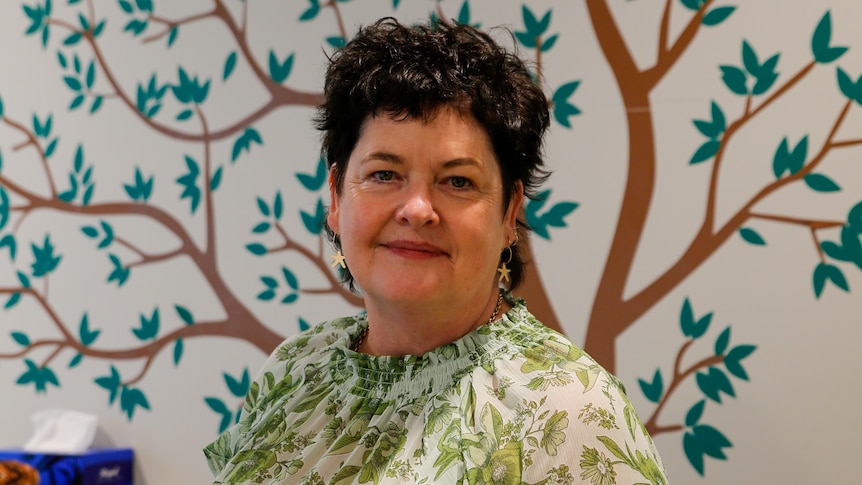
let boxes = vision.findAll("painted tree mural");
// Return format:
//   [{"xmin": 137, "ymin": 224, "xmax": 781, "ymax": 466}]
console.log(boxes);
[{"xmin": 0, "ymin": 0, "xmax": 860, "ymax": 478}]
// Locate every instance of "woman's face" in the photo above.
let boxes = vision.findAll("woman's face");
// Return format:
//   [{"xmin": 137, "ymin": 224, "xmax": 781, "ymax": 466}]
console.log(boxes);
[{"xmin": 328, "ymin": 107, "xmax": 522, "ymax": 309}]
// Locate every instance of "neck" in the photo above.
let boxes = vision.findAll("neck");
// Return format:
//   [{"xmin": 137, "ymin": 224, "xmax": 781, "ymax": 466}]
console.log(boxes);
[{"xmin": 358, "ymin": 287, "xmax": 506, "ymax": 356}]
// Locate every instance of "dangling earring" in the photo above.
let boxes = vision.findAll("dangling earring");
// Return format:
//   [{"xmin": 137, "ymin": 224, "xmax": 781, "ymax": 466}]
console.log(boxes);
[
  {"xmin": 330, "ymin": 249, "xmax": 346, "ymax": 269},
  {"xmin": 497, "ymin": 247, "xmax": 512, "ymax": 283},
  {"xmin": 497, "ymin": 229, "xmax": 518, "ymax": 283}
]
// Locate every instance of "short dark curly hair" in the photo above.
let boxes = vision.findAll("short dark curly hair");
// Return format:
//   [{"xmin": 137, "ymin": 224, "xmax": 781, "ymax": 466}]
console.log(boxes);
[{"xmin": 316, "ymin": 17, "xmax": 550, "ymax": 290}]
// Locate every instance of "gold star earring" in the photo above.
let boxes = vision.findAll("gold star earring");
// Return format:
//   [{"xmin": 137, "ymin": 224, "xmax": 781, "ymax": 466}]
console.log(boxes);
[
  {"xmin": 497, "ymin": 229, "xmax": 518, "ymax": 283},
  {"xmin": 330, "ymin": 249, "xmax": 346, "ymax": 269}
]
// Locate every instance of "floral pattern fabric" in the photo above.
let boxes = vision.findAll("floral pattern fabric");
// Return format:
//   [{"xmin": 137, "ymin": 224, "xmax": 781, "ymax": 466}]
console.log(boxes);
[{"xmin": 204, "ymin": 296, "xmax": 668, "ymax": 484}]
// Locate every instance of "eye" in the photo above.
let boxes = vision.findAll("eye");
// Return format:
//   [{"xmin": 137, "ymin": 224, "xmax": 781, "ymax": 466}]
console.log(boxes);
[
  {"xmin": 372, "ymin": 170, "xmax": 395, "ymax": 182},
  {"xmin": 448, "ymin": 176, "xmax": 473, "ymax": 189}
]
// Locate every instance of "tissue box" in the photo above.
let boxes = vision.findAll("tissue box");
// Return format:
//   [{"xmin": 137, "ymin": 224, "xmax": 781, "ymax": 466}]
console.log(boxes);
[{"xmin": 0, "ymin": 449, "xmax": 133, "ymax": 485}]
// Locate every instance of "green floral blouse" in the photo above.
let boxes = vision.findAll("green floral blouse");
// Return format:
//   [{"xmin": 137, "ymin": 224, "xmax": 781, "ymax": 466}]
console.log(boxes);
[{"xmin": 204, "ymin": 297, "xmax": 668, "ymax": 484}]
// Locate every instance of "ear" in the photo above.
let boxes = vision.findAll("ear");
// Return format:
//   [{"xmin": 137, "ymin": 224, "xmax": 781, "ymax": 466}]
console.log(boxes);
[
  {"xmin": 504, "ymin": 180, "xmax": 524, "ymax": 240},
  {"xmin": 327, "ymin": 167, "xmax": 340, "ymax": 233}
]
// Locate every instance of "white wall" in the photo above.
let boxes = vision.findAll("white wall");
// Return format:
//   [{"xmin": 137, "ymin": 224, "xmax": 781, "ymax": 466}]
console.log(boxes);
[{"xmin": 1, "ymin": 1, "xmax": 860, "ymax": 483}]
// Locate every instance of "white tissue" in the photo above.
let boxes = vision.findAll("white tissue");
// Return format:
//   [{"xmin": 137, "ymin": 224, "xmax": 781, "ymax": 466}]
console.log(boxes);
[{"xmin": 22, "ymin": 409, "xmax": 98, "ymax": 454}]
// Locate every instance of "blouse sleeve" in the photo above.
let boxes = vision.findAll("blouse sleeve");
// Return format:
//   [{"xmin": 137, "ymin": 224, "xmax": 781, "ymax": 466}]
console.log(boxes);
[{"xmin": 462, "ymin": 335, "xmax": 670, "ymax": 485}]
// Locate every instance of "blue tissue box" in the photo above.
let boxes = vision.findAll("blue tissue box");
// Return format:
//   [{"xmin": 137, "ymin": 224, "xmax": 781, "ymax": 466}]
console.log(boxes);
[{"xmin": 0, "ymin": 448, "xmax": 133, "ymax": 485}]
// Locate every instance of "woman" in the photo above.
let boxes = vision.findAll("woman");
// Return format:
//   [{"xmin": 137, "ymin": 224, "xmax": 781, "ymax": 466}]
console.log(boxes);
[{"xmin": 205, "ymin": 18, "xmax": 668, "ymax": 484}]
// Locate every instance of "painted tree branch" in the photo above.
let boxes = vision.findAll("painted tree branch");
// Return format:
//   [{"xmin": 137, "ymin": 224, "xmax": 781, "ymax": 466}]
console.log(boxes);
[{"xmin": 644, "ymin": 339, "xmax": 723, "ymax": 436}]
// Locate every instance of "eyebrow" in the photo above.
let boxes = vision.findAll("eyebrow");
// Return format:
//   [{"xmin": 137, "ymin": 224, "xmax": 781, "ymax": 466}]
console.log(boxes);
[{"xmin": 361, "ymin": 152, "xmax": 483, "ymax": 168}]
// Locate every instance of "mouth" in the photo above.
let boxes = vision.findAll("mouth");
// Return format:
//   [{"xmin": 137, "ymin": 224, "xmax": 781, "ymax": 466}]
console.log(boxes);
[{"xmin": 382, "ymin": 240, "xmax": 448, "ymax": 258}]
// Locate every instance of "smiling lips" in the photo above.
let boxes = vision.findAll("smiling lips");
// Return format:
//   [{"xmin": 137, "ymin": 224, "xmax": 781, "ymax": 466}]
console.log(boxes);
[{"xmin": 382, "ymin": 240, "xmax": 447, "ymax": 259}]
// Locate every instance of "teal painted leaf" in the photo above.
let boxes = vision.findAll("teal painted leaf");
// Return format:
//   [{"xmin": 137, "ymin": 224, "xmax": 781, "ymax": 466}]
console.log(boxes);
[
  {"xmin": 273, "ymin": 192, "xmax": 283, "ymax": 220},
  {"xmin": 772, "ymin": 136, "xmax": 808, "ymax": 177},
  {"xmin": 541, "ymin": 34, "xmax": 559, "ymax": 52},
  {"xmin": 231, "ymin": 127, "xmax": 263, "ymax": 162},
  {"xmin": 44, "ymin": 138, "xmax": 58, "ymax": 158},
  {"xmin": 702, "ymin": 6, "xmax": 735, "ymax": 26},
  {"xmin": 205, "ymin": 396, "xmax": 229, "ymax": 415},
  {"xmin": 257, "ymin": 289, "xmax": 276, "ymax": 301},
  {"xmin": 298, "ymin": 0, "xmax": 320, "ymax": 21},
  {"xmin": 69, "ymin": 94, "xmax": 85, "ymax": 110},
  {"xmin": 301, "ymin": 198, "xmax": 325, "ymax": 235},
  {"xmin": 176, "ymin": 155, "xmax": 201, "ymax": 213},
  {"xmin": 693, "ymin": 101, "xmax": 726, "ymax": 139},
  {"xmin": 224, "ymin": 369, "xmax": 250, "ymax": 398},
  {"xmin": 97, "ymin": 220, "xmax": 114, "ymax": 249},
  {"xmin": 326, "ymin": 36, "xmax": 346, "ymax": 49},
  {"xmin": 17, "ymin": 360, "xmax": 59, "ymax": 393},
  {"xmin": 95, "ymin": 366, "xmax": 122, "ymax": 404},
  {"xmin": 551, "ymin": 80, "xmax": 581, "ymax": 128},
  {"xmin": 680, "ymin": 298, "xmax": 696, "ymax": 337},
  {"xmin": 804, "ymin": 173, "xmax": 841, "ymax": 192},
  {"xmin": 18, "ymin": 271, "xmax": 31, "ymax": 289},
  {"xmin": 719, "ymin": 65, "xmax": 747, "ymax": 95},
  {"xmin": 31, "ymin": 235, "xmax": 63, "ymax": 277},
  {"xmin": 5, "ymin": 293, "xmax": 21, "ymax": 309},
  {"xmin": 685, "ymin": 400, "xmax": 706, "ymax": 427},
  {"xmin": 176, "ymin": 109, "xmax": 193, "ymax": 121},
  {"xmin": 696, "ymin": 367, "xmax": 735, "ymax": 403},
  {"xmin": 124, "ymin": 19, "xmax": 147, "ymax": 36},
  {"xmin": 73, "ymin": 144, "xmax": 83, "ymax": 172},
  {"xmin": 175, "ymin": 304, "xmax": 194, "ymax": 325},
  {"xmin": 679, "ymin": 0, "xmax": 703, "ymax": 11},
  {"xmin": 0, "ymin": 188, "xmax": 10, "ymax": 231},
  {"xmin": 223, "ymin": 51, "xmax": 237, "ymax": 80},
  {"xmin": 81, "ymin": 184, "xmax": 96, "ymax": 206},
  {"xmin": 821, "ymin": 240, "xmax": 850, "ymax": 262},
  {"xmin": 725, "ymin": 344, "xmax": 756, "ymax": 380},
  {"xmin": 683, "ymin": 432, "xmax": 706, "ymax": 475},
  {"xmin": 63, "ymin": 32, "xmax": 82, "ymax": 46},
  {"xmin": 813, "ymin": 262, "xmax": 849, "ymax": 298},
  {"xmin": 751, "ymin": 71, "xmax": 778, "ymax": 95},
  {"xmin": 11, "ymin": 331, "xmax": 31, "ymax": 346},
  {"xmin": 514, "ymin": 31, "xmax": 537, "ymax": 49},
  {"xmin": 93, "ymin": 20, "xmax": 106, "ymax": 37},
  {"xmin": 79, "ymin": 313, "xmax": 101, "ymax": 346},
  {"xmin": 812, "ymin": 11, "xmax": 847, "ymax": 64},
  {"xmin": 69, "ymin": 353, "xmax": 83, "ymax": 368},
  {"xmin": 120, "ymin": 386, "xmax": 150, "ymax": 420},
  {"xmin": 107, "ymin": 253, "xmax": 130, "ymax": 286},
  {"xmin": 741, "ymin": 40, "xmax": 759, "ymax": 75},
  {"xmin": 173, "ymin": 339, "xmax": 184, "ymax": 366},
  {"xmin": 296, "ymin": 157, "xmax": 327, "ymax": 191},
  {"xmin": 714, "ymin": 326, "xmax": 731, "ymax": 355},
  {"xmin": 456, "ymin": 1, "xmax": 473, "ymax": 26},
  {"xmin": 689, "ymin": 140, "xmax": 720, "ymax": 164},
  {"xmin": 252, "ymin": 222, "xmax": 270, "ymax": 234},
  {"xmin": 0, "ymin": 234, "xmax": 16, "ymax": 261},
  {"xmin": 849, "ymin": 201, "xmax": 862, "ymax": 232},
  {"xmin": 260, "ymin": 276, "xmax": 278, "ymax": 289},
  {"xmin": 638, "ymin": 369, "xmax": 663, "ymax": 403},
  {"xmin": 90, "ymin": 95, "xmax": 104, "ymax": 113},
  {"xmin": 281, "ymin": 293, "xmax": 299, "ymax": 305},
  {"xmin": 246, "ymin": 243, "xmax": 267, "ymax": 256},
  {"xmin": 691, "ymin": 424, "xmax": 733, "ymax": 459},
  {"xmin": 268, "ymin": 51, "xmax": 295, "ymax": 84},
  {"xmin": 256, "ymin": 197, "xmax": 270, "ymax": 217},
  {"xmin": 836, "ymin": 68, "xmax": 858, "ymax": 102},
  {"xmin": 739, "ymin": 227, "xmax": 766, "ymax": 246},
  {"xmin": 210, "ymin": 166, "xmax": 223, "ymax": 191},
  {"xmin": 680, "ymin": 298, "xmax": 712, "ymax": 339},
  {"xmin": 282, "ymin": 266, "xmax": 299, "ymax": 290},
  {"xmin": 132, "ymin": 308, "xmax": 159, "ymax": 341},
  {"xmin": 85, "ymin": 61, "xmax": 95, "ymax": 88},
  {"xmin": 135, "ymin": 0, "xmax": 154, "ymax": 13},
  {"xmin": 167, "ymin": 26, "xmax": 178, "ymax": 47},
  {"xmin": 298, "ymin": 318, "xmax": 310, "ymax": 332}
]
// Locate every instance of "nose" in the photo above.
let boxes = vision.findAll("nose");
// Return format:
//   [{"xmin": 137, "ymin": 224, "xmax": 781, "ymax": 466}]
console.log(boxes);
[{"xmin": 396, "ymin": 183, "xmax": 439, "ymax": 228}]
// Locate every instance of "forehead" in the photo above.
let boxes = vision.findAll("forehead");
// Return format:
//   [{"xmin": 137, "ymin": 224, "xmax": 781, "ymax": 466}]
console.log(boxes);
[{"xmin": 354, "ymin": 107, "xmax": 495, "ymax": 157}]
